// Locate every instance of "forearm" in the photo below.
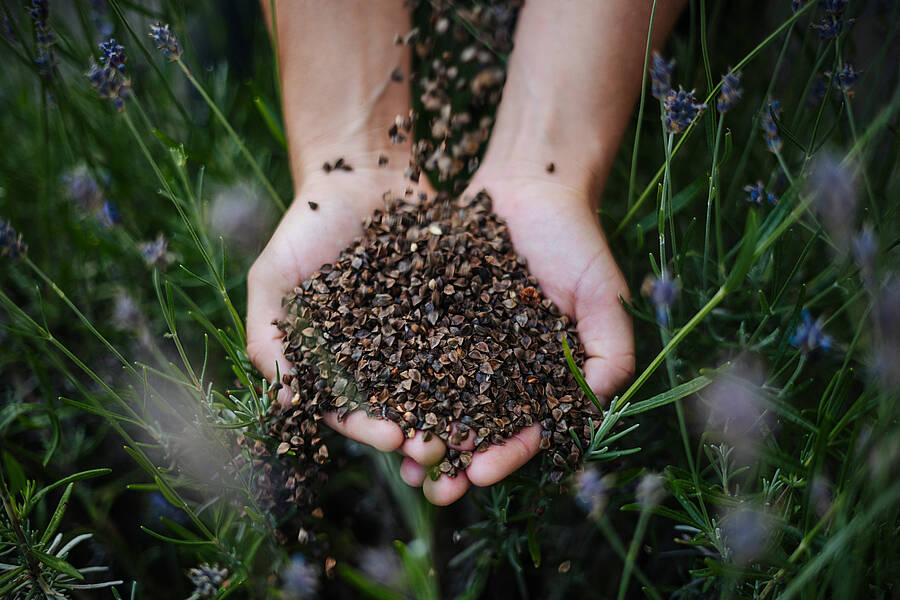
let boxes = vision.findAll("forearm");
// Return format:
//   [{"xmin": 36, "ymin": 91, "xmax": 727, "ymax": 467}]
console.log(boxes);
[
  {"xmin": 481, "ymin": 0, "xmax": 684, "ymax": 201},
  {"xmin": 261, "ymin": 1, "xmax": 413, "ymax": 191}
]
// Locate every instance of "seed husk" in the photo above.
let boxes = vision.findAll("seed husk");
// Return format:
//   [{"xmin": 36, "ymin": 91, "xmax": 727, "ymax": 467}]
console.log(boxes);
[{"xmin": 276, "ymin": 191, "xmax": 592, "ymax": 480}]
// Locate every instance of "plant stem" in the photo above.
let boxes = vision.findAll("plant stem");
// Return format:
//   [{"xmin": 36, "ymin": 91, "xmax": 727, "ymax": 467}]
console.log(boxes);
[
  {"xmin": 703, "ymin": 113, "xmax": 725, "ymax": 290},
  {"xmin": 626, "ymin": 0, "xmax": 659, "ymax": 211},
  {"xmin": 617, "ymin": 507, "xmax": 652, "ymax": 600},
  {"xmin": 176, "ymin": 60, "xmax": 286, "ymax": 213},
  {"xmin": 615, "ymin": 286, "xmax": 727, "ymax": 410},
  {"xmin": 614, "ymin": 1, "xmax": 816, "ymax": 237}
]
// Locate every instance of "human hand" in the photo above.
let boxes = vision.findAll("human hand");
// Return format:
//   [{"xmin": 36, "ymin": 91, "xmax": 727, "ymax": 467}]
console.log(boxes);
[
  {"xmin": 396, "ymin": 163, "xmax": 635, "ymax": 503},
  {"xmin": 248, "ymin": 165, "xmax": 465, "ymax": 462}
]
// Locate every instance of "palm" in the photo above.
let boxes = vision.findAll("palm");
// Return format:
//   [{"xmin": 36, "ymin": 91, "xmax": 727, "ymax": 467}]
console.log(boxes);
[
  {"xmin": 475, "ymin": 175, "xmax": 635, "ymax": 399},
  {"xmin": 248, "ymin": 171, "xmax": 434, "ymax": 455}
]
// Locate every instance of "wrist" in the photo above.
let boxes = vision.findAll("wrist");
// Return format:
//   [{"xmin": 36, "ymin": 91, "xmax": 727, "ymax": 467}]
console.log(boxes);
[
  {"xmin": 478, "ymin": 95, "xmax": 617, "ymax": 207},
  {"xmin": 291, "ymin": 132, "xmax": 412, "ymax": 193}
]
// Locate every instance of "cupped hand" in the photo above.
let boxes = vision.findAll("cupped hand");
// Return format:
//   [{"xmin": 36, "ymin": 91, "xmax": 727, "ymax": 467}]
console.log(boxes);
[
  {"xmin": 248, "ymin": 167, "xmax": 464, "ymax": 485},
  {"xmin": 398, "ymin": 165, "xmax": 635, "ymax": 504}
]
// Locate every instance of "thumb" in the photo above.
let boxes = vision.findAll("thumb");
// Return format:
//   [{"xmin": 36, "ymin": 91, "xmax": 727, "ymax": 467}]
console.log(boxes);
[
  {"xmin": 246, "ymin": 259, "xmax": 294, "ymax": 404},
  {"xmin": 574, "ymin": 258, "xmax": 635, "ymax": 401}
]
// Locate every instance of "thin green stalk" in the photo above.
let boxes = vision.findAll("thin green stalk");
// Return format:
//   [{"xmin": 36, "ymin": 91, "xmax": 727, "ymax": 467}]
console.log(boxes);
[
  {"xmin": 106, "ymin": 0, "xmax": 190, "ymax": 123},
  {"xmin": 615, "ymin": 286, "xmax": 727, "ymax": 410},
  {"xmin": 728, "ymin": 23, "xmax": 799, "ymax": 204},
  {"xmin": 617, "ymin": 507, "xmax": 652, "ymax": 600},
  {"xmin": 121, "ymin": 109, "xmax": 247, "ymax": 347},
  {"xmin": 176, "ymin": 60, "xmax": 286, "ymax": 213},
  {"xmin": 779, "ymin": 481, "xmax": 900, "ymax": 600},
  {"xmin": 268, "ymin": 0, "xmax": 282, "ymax": 101},
  {"xmin": 773, "ymin": 149, "xmax": 795, "ymax": 187},
  {"xmin": 25, "ymin": 259, "xmax": 136, "ymax": 378},
  {"xmin": 659, "ymin": 127, "xmax": 674, "ymax": 273},
  {"xmin": 596, "ymin": 518, "xmax": 662, "ymax": 600},
  {"xmin": 626, "ymin": 0, "xmax": 659, "ymax": 210},
  {"xmin": 836, "ymin": 44, "xmax": 880, "ymax": 223},
  {"xmin": 614, "ymin": 2, "xmax": 815, "ymax": 237},
  {"xmin": 703, "ymin": 113, "xmax": 725, "ymax": 290},
  {"xmin": 665, "ymin": 133, "xmax": 678, "ymax": 264}
]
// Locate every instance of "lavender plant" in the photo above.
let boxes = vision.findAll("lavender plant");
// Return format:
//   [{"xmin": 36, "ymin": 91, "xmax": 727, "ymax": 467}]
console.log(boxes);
[{"xmin": 0, "ymin": 0, "xmax": 899, "ymax": 598}]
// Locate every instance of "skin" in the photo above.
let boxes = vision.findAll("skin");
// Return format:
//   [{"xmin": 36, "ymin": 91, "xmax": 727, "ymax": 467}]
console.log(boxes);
[{"xmin": 250, "ymin": 0, "xmax": 684, "ymax": 506}]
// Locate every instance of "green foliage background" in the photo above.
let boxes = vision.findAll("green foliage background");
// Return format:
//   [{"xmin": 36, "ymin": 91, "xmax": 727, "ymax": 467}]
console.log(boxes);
[{"xmin": 1, "ymin": 1, "xmax": 899, "ymax": 598}]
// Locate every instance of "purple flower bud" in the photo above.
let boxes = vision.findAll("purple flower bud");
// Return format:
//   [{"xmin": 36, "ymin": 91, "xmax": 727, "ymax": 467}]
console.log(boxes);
[
  {"xmin": 281, "ymin": 554, "xmax": 320, "ymax": 600},
  {"xmin": 0, "ymin": 220, "xmax": 27, "ymax": 260},
  {"xmin": 148, "ymin": 22, "xmax": 182, "ymax": 61},
  {"xmin": 641, "ymin": 273, "xmax": 680, "ymax": 325},
  {"xmin": 717, "ymin": 70, "xmax": 742, "ymax": 113},
  {"xmin": 790, "ymin": 310, "xmax": 832, "ymax": 355},
  {"xmin": 575, "ymin": 467, "xmax": 610, "ymax": 517},
  {"xmin": 188, "ymin": 564, "xmax": 228, "ymax": 599},
  {"xmin": 98, "ymin": 38, "xmax": 127, "ymax": 73},
  {"xmin": 649, "ymin": 51, "xmax": 675, "ymax": 100},
  {"xmin": 140, "ymin": 234, "xmax": 173, "ymax": 269},
  {"xmin": 664, "ymin": 87, "xmax": 706, "ymax": 134}
]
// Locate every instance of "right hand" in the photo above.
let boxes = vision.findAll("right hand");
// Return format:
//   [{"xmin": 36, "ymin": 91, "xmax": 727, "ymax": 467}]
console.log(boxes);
[{"xmin": 247, "ymin": 166, "xmax": 473, "ymax": 505}]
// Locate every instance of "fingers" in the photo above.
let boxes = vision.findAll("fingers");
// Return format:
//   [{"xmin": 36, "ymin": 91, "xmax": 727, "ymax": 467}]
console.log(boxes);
[
  {"xmin": 400, "ymin": 457, "xmax": 426, "ymax": 487},
  {"xmin": 400, "ymin": 448, "xmax": 470, "ymax": 507},
  {"xmin": 423, "ymin": 470, "xmax": 471, "ymax": 506},
  {"xmin": 400, "ymin": 431, "xmax": 447, "ymax": 466},
  {"xmin": 246, "ymin": 259, "xmax": 294, "ymax": 404},
  {"xmin": 323, "ymin": 410, "xmax": 404, "ymax": 452},
  {"xmin": 466, "ymin": 424, "xmax": 542, "ymax": 487},
  {"xmin": 448, "ymin": 422, "xmax": 476, "ymax": 451},
  {"xmin": 577, "ymin": 301, "xmax": 636, "ymax": 400}
]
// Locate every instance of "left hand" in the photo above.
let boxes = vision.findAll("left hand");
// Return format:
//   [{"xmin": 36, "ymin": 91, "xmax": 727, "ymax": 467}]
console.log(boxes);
[{"xmin": 399, "ymin": 163, "xmax": 635, "ymax": 505}]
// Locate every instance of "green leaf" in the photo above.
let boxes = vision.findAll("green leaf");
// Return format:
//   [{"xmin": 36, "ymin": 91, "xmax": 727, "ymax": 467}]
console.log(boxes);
[
  {"xmin": 620, "ymin": 503, "xmax": 696, "ymax": 526},
  {"xmin": 767, "ymin": 104, "xmax": 807, "ymax": 154},
  {"xmin": 2, "ymin": 451, "xmax": 26, "ymax": 496},
  {"xmin": 561, "ymin": 338, "xmax": 601, "ymax": 411},
  {"xmin": 719, "ymin": 128, "xmax": 734, "ymax": 166},
  {"xmin": 723, "ymin": 208, "xmax": 759, "ymax": 293},
  {"xmin": 636, "ymin": 175, "xmax": 707, "ymax": 232},
  {"xmin": 253, "ymin": 96, "xmax": 287, "ymax": 148},
  {"xmin": 621, "ymin": 374, "xmax": 714, "ymax": 417},
  {"xmin": 139, "ymin": 526, "xmax": 214, "ymax": 546},
  {"xmin": 30, "ymin": 468, "xmax": 111, "ymax": 506},
  {"xmin": 60, "ymin": 397, "xmax": 143, "ymax": 427},
  {"xmin": 152, "ymin": 127, "xmax": 183, "ymax": 151},
  {"xmin": 0, "ymin": 402, "xmax": 61, "ymax": 466},
  {"xmin": 39, "ymin": 483, "xmax": 73, "ymax": 545},
  {"xmin": 31, "ymin": 549, "xmax": 84, "ymax": 580},
  {"xmin": 527, "ymin": 518, "xmax": 541, "ymax": 567},
  {"xmin": 337, "ymin": 564, "xmax": 407, "ymax": 600},
  {"xmin": 394, "ymin": 540, "xmax": 437, "ymax": 600}
]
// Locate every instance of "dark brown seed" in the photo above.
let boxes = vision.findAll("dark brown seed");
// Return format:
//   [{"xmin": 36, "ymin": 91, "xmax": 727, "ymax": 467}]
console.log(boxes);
[
  {"xmin": 275, "ymin": 189, "xmax": 591, "ymax": 488},
  {"xmin": 546, "ymin": 162, "xmax": 555, "ymax": 173},
  {"xmin": 391, "ymin": 67, "xmax": 404, "ymax": 82},
  {"xmin": 322, "ymin": 162, "xmax": 332, "ymax": 173},
  {"xmin": 308, "ymin": 201, "xmax": 319, "ymax": 211}
]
